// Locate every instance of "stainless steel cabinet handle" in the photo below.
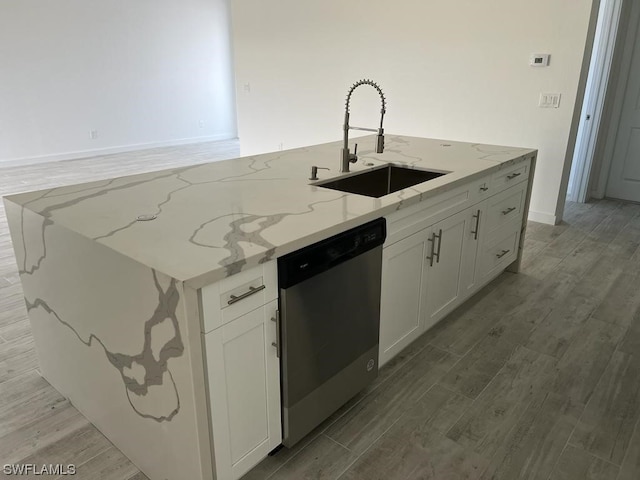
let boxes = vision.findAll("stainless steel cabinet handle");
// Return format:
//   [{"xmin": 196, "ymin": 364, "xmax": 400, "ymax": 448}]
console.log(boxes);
[
  {"xmin": 227, "ymin": 284, "xmax": 266, "ymax": 305},
  {"xmin": 471, "ymin": 210, "xmax": 481, "ymax": 240},
  {"xmin": 496, "ymin": 249, "xmax": 510, "ymax": 259},
  {"xmin": 501, "ymin": 206, "xmax": 516, "ymax": 215},
  {"xmin": 506, "ymin": 172, "xmax": 522, "ymax": 180},
  {"xmin": 434, "ymin": 229, "xmax": 443, "ymax": 263},
  {"xmin": 426, "ymin": 233, "xmax": 436, "ymax": 267},
  {"xmin": 271, "ymin": 309, "xmax": 280, "ymax": 358}
]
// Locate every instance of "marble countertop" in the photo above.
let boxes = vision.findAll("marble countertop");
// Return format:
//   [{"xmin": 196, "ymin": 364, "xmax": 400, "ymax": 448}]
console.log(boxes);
[{"xmin": 5, "ymin": 135, "xmax": 535, "ymax": 288}]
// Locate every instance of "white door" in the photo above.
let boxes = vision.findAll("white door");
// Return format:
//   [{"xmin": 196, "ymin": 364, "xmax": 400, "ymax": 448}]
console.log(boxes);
[
  {"xmin": 459, "ymin": 203, "xmax": 485, "ymax": 298},
  {"xmin": 423, "ymin": 208, "xmax": 470, "ymax": 330},
  {"xmin": 606, "ymin": 0, "xmax": 640, "ymax": 202},
  {"xmin": 205, "ymin": 300, "xmax": 281, "ymax": 480},
  {"xmin": 379, "ymin": 230, "xmax": 429, "ymax": 366}
]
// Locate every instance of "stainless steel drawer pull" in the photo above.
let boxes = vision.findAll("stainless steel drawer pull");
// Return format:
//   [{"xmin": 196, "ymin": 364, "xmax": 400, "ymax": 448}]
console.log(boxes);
[
  {"xmin": 501, "ymin": 206, "xmax": 517, "ymax": 215},
  {"xmin": 506, "ymin": 172, "xmax": 522, "ymax": 180},
  {"xmin": 471, "ymin": 210, "xmax": 481, "ymax": 240},
  {"xmin": 434, "ymin": 229, "xmax": 443, "ymax": 263},
  {"xmin": 426, "ymin": 233, "xmax": 436, "ymax": 267},
  {"xmin": 227, "ymin": 284, "xmax": 266, "ymax": 305},
  {"xmin": 496, "ymin": 249, "xmax": 510, "ymax": 259},
  {"xmin": 271, "ymin": 310, "xmax": 281, "ymax": 358}
]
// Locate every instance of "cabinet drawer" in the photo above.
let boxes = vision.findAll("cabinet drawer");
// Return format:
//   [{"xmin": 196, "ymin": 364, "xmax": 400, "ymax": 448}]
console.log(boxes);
[
  {"xmin": 491, "ymin": 159, "xmax": 530, "ymax": 192},
  {"xmin": 385, "ymin": 181, "xmax": 471, "ymax": 246},
  {"xmin": 477, "ymin": 223, "xmax": 521, "ymax": 281},
  {"xmin": 468, "ymin": 175, "xmax": 493, "ymax": 203},
  {"xmin": 485, "ymin": 181, "xmax": 527, "ymax": 235},
  {"xmin": 200, "ymin": 261, "xmax": 277, "ymax": 333}
]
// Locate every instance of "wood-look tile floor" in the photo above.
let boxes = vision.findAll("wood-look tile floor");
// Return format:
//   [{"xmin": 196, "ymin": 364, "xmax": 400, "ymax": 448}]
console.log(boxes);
[{"xmin": 0, "ymin": 143, "xmax": 639, "ymax": 480}]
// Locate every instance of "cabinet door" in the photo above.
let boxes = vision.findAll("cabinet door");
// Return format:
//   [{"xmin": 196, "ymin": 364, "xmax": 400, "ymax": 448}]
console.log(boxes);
[
  {"xmin": 459, "ymin": 201, "xmax": 486, "ymax": 299},
  {"xmin": 423, "ymin": 208, "xmax": 472, "ymax": 329},
  {"xmin": 379, "ymin": 230, "xmax": 429, "ymax": 366},
  {"xmin": 205, "ymin": 300, "xmax": 282, "ymax": 480}
]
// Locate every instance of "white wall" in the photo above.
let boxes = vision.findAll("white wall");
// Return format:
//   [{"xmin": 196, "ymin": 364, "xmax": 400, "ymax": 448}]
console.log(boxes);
[
  {"xmin": 231, "ymin": 0, "xmax": 597, "ymax": 224},
  {"xmin": 0, "ymin": 0, "xmax": 237, "ymax": 165}
]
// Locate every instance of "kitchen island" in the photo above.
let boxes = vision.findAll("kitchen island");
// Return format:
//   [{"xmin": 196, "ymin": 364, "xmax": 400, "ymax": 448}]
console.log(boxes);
[{"xmin": 3, "ymin": 135, "xmax": 536, "ymax": 480}]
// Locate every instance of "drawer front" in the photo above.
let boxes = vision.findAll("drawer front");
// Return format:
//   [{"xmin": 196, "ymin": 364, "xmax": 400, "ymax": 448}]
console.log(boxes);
[
  {"xmin": 477, "ymin": 224, "xmax": 521, "ymax": 282},
  {"xmin": 385, "ymin": 181, "xmax": 471, "ymax": 246},
  {"xmin": 200, "ymin": 261, "xmax": 277, "ymax": 333},
  {"xmin": 491, "ymin": 159, "xmax": 530, "ymax": 192},
  {"xmin": 485, "ymin": 181, "xmax": 527, "ymax": 235},
  {"xmin": 468, "ymin": 174, "xmax": 494, "ymax": 203}
]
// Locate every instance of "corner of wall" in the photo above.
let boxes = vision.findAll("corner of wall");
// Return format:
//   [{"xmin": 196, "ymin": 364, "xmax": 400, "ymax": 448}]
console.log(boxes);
[{"xmin": 527, "ymin": 210, "xmax": 557, "ymax": 225}]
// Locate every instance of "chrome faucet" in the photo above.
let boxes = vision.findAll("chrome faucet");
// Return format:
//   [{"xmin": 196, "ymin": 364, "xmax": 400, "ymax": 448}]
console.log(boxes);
[{"xmin": 341, "ymin": 79, "xmax": 387, "ymax": 172}]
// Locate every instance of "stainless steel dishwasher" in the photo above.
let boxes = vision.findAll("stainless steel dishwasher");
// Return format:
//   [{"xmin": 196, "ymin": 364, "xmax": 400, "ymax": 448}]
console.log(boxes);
[{"xmin": 277, "ymin": 218, "xmax": 386, "ymax": 447}]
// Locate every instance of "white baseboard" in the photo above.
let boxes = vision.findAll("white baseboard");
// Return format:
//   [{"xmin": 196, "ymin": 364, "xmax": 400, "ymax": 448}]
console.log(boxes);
[
  {"xmin": 527, "ymin": 210, "xmax": 557, "ymax": 225},
  {"xmin": 0, "ymin": 133, "xmax": 237, "ymax": 168}
]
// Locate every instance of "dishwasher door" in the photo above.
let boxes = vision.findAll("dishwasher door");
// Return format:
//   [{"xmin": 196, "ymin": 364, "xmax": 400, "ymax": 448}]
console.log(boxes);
[{"xmin": 279, "ymin": 244, "xmax": 382, "ymax": 447}]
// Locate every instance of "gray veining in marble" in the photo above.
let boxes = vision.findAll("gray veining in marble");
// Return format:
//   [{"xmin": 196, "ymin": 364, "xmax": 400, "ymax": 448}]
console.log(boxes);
[
  {"xmin": 4, "ymin": 135, "xmax": 534, "ymax": 288},
  {"xmin": 23, "ymin": 268, "xmax": 183, "ymax": 422}
]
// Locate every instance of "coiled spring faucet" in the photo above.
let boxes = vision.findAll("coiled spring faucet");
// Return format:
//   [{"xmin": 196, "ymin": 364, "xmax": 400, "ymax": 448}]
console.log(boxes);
[{"xmin": 341, "ymin": 79, "xmax": 387, "ymax": 172}]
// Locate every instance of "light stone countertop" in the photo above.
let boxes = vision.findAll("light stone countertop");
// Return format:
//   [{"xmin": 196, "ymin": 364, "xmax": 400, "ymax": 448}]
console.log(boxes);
[{"xmin": 4, "ymin": 135, "xmax": 535, "ymax": 288}]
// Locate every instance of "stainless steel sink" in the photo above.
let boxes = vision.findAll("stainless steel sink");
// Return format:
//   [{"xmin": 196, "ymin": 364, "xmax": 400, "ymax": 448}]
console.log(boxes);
[{"xmin": 315, "ymin": 165, "xmax": 448, "ymax": 198}]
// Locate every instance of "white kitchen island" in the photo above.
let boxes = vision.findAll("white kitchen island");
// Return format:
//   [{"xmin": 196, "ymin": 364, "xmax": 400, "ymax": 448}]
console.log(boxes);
[{"xmin": 3, "ymin": 135, "xmax": 536, "ymax": 480}]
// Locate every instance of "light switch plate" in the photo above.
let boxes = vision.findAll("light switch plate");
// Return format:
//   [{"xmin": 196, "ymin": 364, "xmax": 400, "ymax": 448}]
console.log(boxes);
[{"xmin": 539, "ymin": 93, "xmax": 561, "ymax": 108}]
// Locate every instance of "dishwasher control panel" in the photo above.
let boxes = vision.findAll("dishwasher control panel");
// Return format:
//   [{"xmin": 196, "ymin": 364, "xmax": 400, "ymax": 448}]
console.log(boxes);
[{"xmin": 278, "ymin": 218, "xmax": 386, "ymax": 289}]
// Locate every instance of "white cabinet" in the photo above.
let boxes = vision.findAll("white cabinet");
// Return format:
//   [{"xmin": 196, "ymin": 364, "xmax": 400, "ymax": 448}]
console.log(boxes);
[
  {"xmin": 476, "ymin": 181, "xmax": 527, "ymax": 285},
  {"xmin": 379, "ymin": 230, "xmax": 429, "ymax": 366},
  {"xmin": 477, "ymin": 225, "xmax": 521, "ymax": 283},
  {"xmin": 201, "ymin": 261, "xmax": 281, "ymax": 480},
  {"xmin": 380, "ymin": 158, "xmax": 532, "ymax": 367},
  {"xmin": 204, "ymin": 300, "xmax": 282, "ymax": 480},
  {"xmin": 379, "ymin": 205, "xmax": 484, "ymax": 365},
  {"xmin": 200, "ymin": 261, "xmax": 278, "ymax": 333},
  {"xmin": 459, "ymin": 203, "xmax": 486, "ymax": 299},
  {"xmin": 423, "ymin": 207, "xmax": 479, "ymax": 329}
]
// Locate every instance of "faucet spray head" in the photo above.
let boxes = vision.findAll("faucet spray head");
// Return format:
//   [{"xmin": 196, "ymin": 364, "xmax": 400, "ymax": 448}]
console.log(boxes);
[{"xmin": 376, "ymin": 131, "xmax": 385, "ymax": 154}]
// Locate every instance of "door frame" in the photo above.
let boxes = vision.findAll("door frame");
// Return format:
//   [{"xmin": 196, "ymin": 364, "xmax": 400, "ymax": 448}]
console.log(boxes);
[{"xmin": 568, "ymin": 0, "xmax": 624, "ymax": 202}]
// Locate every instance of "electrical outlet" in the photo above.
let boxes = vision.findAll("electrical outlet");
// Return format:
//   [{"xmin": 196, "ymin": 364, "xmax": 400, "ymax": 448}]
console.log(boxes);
[
  {"xmin": 198, "ymin": 120, "xmax": 205, "ymax": 128},
  {"xmin": 538, "ymin": 93, "xmax": 561, "ymax": 108},
  {"xmin": 89, "ymin": 129, "xmax": 98, "ymax": 139},
  {"xmin": 278, "ymin": 142, "xmax": 284, "ymax": 151},
  {"xmin": 243, "ymin": 83, "xmax": 251, "ymax": 93}
]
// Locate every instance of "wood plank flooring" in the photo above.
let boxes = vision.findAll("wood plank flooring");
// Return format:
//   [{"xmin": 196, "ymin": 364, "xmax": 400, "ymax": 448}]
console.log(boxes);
[{"xmin": 0, "ymin": 143, "xmax": 639, "ymax": 480}]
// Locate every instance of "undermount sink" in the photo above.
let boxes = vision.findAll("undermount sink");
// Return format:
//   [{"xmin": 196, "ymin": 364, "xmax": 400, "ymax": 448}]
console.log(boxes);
[{"xmin": 315, "ymin": 165, "xmax": 449, "ymax": 198}]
